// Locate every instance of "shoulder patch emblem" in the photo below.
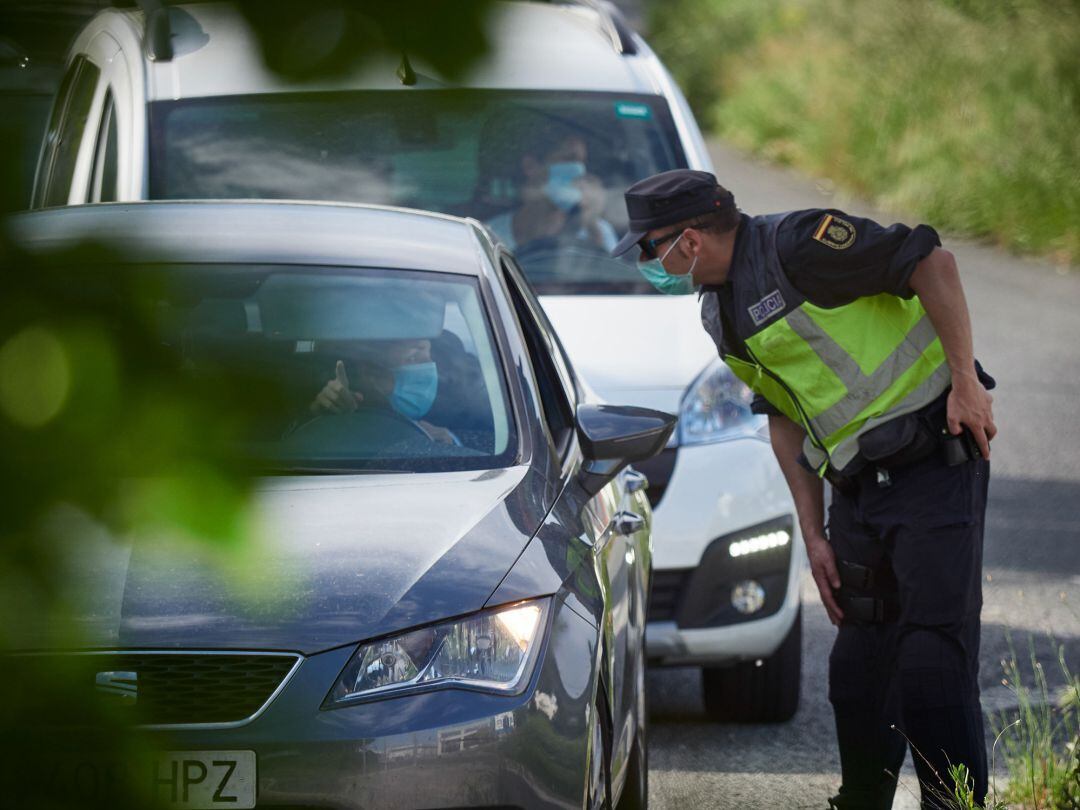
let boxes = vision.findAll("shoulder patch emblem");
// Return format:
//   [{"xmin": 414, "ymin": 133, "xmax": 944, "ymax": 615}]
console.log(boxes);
[{"xmin": 812, "ymin": 214, "xmax": 856, "ymax": 250}]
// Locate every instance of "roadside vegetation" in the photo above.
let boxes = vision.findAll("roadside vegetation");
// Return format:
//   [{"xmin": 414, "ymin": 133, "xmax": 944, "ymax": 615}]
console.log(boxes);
[
  {"xmin": 988, "ymin": 639, "xmax": 1079, "ymax": 809},
  {"xmin": 647, "ymin": 0, "xmax": 1080, "ymax": 266},
  {"xmin": 893, "ymin": 638, "xmax": 1079, "ymax": 809}
]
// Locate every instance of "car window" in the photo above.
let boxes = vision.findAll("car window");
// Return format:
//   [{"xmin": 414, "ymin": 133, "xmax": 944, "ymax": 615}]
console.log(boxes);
[
  {"xmin": 149, "ymin": 90, "xmax": 688, "ymax": 294},
  {"xmin": 145, "ymin": 265, "xmax": 517, "ymax": 473},
  {"xmin": 40, "ymin": 57, "xmax": 100, "ymax": 207},
  {"xmin": 91, "ymin": 91, "xmax": 118, "ymax": 203},
  {"xmin": 503, "ymin": 255, "xmax": 580, "ymax": 406},
  {"xmin": 500, "ymin": 258, "xmax": 575, "ymax": 456}
]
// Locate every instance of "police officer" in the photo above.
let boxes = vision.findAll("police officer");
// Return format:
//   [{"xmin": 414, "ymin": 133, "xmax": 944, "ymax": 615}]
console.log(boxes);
[{"xmin": 613, "ymin": 170, "xmax": 996, "ymax": 810}]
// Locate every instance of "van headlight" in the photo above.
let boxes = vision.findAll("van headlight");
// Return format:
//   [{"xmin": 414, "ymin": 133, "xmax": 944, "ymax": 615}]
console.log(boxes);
[
  {"xmin": 325, "ymin": 599, "xmax": 549, "ymax": 706},
  {"xmin": 679, "ymin": 358, "xmax": 761, "ymax": 446}
]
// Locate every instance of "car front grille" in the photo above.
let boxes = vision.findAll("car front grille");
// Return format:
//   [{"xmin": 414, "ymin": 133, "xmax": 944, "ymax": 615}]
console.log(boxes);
[
  {"xmin": 648, "ymin": 517, "xmax": 795, "ymax": 629},
  {"xmin": 31, "ymin": 652, "xmax": 299, "ymax": 727},
  {"xmin": 647, "ymin": 569, "xmax": 691, "ymax": 622}
]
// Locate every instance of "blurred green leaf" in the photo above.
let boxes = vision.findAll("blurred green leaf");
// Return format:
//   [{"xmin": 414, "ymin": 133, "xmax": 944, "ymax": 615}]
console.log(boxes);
[
  {"xmin": 233, "ymin": 0, "xmax": 497, "ymax": 81},
  {"xmin": 0, "ymin": 2, "xmax": 494, "ymax": 806}
]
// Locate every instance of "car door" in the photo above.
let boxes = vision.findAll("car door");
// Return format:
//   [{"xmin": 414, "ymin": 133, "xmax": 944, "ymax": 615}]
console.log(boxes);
[
  {"xmin": 542, "ymin": 313, "xmax": 651, "ymax": 796},
  {"xmin": 498, "ymin": 253, "xmax": 647, "ymax": 786}
]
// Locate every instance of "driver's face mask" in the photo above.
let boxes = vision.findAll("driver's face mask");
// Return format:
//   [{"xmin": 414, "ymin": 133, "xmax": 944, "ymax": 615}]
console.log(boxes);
[
  {"xmin": 638, "ymin": 231, "xmax": 698, "ymax": 295},
  {"xmin": 544, "ymin": 161, "xmax": 586, "ymax": 212},
  {"xmin": 391, "ymin": 361, "xmax": 439, "ymax": 420}
]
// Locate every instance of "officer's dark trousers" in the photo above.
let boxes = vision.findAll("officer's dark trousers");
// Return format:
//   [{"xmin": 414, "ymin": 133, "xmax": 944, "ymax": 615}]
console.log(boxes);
[{"xmin": 827, "ymin": 452, "xmax": 990, "ymax": 810}]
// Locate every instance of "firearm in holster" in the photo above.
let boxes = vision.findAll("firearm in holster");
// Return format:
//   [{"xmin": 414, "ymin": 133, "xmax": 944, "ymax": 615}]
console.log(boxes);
[{"xmin": 941, "ymin": 426, "xmax": 982, "ymax": 466}]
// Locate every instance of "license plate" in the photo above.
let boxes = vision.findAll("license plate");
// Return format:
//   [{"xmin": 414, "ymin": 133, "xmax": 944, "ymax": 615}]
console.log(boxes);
[
  {"xmin": 151, "ymin": 751, "xmax": 256, "ymax": 809},
  {"xmin": 57, "ymin": 750, "xmax": 257, "ymax": 809}
]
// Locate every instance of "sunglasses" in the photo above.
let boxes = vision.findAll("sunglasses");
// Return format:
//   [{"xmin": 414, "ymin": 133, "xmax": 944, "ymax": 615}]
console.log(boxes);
[{"xmin": 637, "ymin": 227, "xmax": 686, "ymax": 260}]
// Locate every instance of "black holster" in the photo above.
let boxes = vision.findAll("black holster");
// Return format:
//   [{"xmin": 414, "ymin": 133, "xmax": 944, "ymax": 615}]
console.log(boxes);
[{"xmin": 834, "ymin": 559, "xmax": 899, "ymax": 624}]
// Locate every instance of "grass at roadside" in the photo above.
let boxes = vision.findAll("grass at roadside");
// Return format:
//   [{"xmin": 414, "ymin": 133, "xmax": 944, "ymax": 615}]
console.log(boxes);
[
  {"xmin": 889, "ymin": 636, "xmax": 1078, "ymax": 809},
  {"xmin": 647, "ymin": 0, "xmax": 1080, "ymax": 266},
  {"xmin": 989, "ymin": 638, "xmax": 1079, "ymax": 809}
]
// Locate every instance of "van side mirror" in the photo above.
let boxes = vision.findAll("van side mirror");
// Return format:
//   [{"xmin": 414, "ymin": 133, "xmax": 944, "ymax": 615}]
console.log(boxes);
[{"xmin": 576, "ymin": 404, "xmax": 677, "ymax": 497}]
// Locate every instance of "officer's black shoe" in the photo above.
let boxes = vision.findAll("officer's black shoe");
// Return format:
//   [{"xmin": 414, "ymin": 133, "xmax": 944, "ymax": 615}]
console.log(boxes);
[{"xmin": 826, "ymin": 783, "xmax": 899, "ymax": 810}]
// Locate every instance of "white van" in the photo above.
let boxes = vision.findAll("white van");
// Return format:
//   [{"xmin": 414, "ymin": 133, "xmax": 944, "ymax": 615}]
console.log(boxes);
[{"xmin": 33, "ymin": 0, "xmax": 804, "ymax": 721}]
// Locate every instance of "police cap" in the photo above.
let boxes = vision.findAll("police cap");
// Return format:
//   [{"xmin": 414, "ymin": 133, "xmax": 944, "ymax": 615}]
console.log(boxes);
[{"xmin": 611, "ymin": 169, "xmax": 735, "ymax": 257}]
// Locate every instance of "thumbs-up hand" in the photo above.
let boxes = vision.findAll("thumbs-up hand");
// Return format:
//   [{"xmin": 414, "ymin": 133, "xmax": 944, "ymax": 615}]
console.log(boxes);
[{"xmin": 311, "ymin": 360, "xmax": 364, "ymax": 414}]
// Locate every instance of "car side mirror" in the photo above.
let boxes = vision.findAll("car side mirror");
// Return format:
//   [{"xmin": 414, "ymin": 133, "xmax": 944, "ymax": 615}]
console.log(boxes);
[{"xmin": 576, "ymin": 404, "xmax": 677, "ymax": 497}]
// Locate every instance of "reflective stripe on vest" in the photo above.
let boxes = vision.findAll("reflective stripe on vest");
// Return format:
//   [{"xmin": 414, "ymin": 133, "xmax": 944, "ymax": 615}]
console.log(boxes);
[{"xmin": 743, "ymin": 294, "xmax": 951, "ymax": 473}]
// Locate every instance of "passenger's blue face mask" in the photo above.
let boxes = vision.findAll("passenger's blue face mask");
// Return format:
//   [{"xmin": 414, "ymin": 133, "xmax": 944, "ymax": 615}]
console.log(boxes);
[
  {"xmin": 391, "ymin": 361, "xmax": 439, "ymax": 420},
  {"xmin": 544, "ymin": 161, "xmax": 587, "ymax": 212},
  {"xmin": 638, "ymin": 231, "xmax": 698, "ymax": 295}
]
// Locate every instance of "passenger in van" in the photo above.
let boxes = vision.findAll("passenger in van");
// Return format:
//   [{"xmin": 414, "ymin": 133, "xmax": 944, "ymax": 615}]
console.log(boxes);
[{"xmin": 485, "ymin": 123, "xmax": 619, "ymax": 254}]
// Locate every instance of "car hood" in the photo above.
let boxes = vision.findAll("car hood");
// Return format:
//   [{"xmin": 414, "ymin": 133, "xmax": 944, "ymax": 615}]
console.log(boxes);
[
  {"xmin": 539, "ymin": 294, "xmax": 717, "ymax": 405},
  {"xmin": 32, "ymin": 466, "xmax": 551, "ymax": 655}
]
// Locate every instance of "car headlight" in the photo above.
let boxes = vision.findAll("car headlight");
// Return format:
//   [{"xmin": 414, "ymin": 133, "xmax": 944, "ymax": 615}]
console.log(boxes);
[
  {"xmin": 679, "ymin": 358, "xmax": 762, "ymax": 446},
  {"xmin": 325, "ymin": 598, "xmax": 550, "ymax": 706}
]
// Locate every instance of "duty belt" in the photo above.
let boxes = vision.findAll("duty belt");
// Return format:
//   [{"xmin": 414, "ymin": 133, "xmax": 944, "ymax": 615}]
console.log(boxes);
[{"xmin": 823, "ymin": 422, "xmax": 981, "ymax": 495}]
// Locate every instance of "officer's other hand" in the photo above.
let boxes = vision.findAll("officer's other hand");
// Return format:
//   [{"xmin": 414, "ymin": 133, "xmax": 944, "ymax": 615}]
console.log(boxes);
[
  {"xmin": 311, "ymin": 360, "xmax": 364, "ymax": 414},
  {"xmin": 805, "ymin": 532, "xmax": 844, "ymax": 626},
  {"xmin": 947, "ymin": 371, "xmax": 996, "ymax": 459}
]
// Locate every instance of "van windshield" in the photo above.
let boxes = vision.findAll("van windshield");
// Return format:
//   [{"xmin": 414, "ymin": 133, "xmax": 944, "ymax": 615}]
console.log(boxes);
[{"xmin": 149, "ymin": 90, "xmax": 688, "ymax": 294}]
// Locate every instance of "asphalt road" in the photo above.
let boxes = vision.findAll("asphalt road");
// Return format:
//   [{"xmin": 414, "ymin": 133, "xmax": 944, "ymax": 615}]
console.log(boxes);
[{"xmin": 644, "ymin": 140, "xmax": 1080, "ymax": 809}]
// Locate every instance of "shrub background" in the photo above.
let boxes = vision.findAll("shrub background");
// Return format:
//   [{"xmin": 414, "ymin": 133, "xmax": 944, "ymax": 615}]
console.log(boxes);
[{"xmin": 646, "ymin": 0, "xmax": 1080, "ymax": 265}]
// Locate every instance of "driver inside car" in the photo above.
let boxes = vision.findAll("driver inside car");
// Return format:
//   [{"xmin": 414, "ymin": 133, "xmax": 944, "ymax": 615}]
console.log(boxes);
[
  {"xmin": 485, "ymin": 123, "xmax": 618, "ymax": 254},
  {"xmin": 258, "ymin": 276, "xmax": 493, "ymax": 453},
  {"xmin": 308, "ymin": 337, "xmax": 461, "ymax": 446}
]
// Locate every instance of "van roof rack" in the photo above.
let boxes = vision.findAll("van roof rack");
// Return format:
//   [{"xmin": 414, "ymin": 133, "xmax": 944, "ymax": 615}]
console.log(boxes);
[
  {"xmin": 117, "ymin": 1, "xmax": 638, "ymax": 64},
  {"xmin": 136, "ymin": 0, "xmax": 173, "ymax": 62},
  {"xmin": 526, "ymin": 0, "xmax": 638, "ymax": 56}
]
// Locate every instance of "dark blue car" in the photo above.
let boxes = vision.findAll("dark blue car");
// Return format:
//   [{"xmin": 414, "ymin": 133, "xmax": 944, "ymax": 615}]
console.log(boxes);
[{"xmin": 9, "ymin": 200, "xmax": 673, "ymax": 810}]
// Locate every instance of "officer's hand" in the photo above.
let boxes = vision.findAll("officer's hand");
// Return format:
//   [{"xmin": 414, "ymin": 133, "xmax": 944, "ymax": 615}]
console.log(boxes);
[
  {"xmin": 805, "ymin": 532, "xmax": 844, "ymax": 626},
  {"xmin": 947, "ymin": 371, "xmax": 996, "ymax": 459},
  {"xmin": 311, "ymin": 360, "xmax": 364, "ymax": 414}
]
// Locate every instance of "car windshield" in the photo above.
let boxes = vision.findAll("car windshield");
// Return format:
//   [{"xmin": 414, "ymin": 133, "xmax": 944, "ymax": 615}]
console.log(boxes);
[
  {"xmin": 149, "ymin": 90, "xmax": 688, "ymax": 294},
  {"xmin": 147, "ymin": 264, "xmax": 516, "ymax": 473}
]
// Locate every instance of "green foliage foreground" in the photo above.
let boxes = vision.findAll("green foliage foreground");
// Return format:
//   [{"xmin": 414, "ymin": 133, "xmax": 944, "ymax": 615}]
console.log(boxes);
[
  {"xmin": 0, "ymin": 4, "xmax": 496, "ymax": 806},
  {"xmin": 648, "ymin": 0, "xmax": 1080, "ymax": 265}
]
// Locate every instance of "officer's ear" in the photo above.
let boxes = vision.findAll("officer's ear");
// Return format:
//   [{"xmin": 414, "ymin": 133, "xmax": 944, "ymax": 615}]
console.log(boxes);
[{"xmin": 681, "ymin": 226, "xmax": 706, "ymax": 258}]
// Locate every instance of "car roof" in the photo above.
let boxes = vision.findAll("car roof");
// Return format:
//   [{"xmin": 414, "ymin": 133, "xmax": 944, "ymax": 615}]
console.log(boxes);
[
  {"xmin": 97, "ymin": 1, "xmax": 658, "ymax": 101},
  {"xmin": 8, "ymin": 200, "xmax": 498, "ymax": 276}
]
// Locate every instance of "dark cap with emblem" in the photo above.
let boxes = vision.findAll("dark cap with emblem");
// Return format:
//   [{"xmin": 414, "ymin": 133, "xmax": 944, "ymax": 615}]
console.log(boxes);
[{"xmin": 611, "ymin": 169, "xmax": 736, "ymax": 256}]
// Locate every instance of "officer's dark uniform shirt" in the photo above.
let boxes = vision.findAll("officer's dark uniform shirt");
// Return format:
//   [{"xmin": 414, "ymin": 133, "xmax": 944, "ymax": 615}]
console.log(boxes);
[{"xmin": 705, "ymin": 209, "xmax": 994, "ymax": 454}]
